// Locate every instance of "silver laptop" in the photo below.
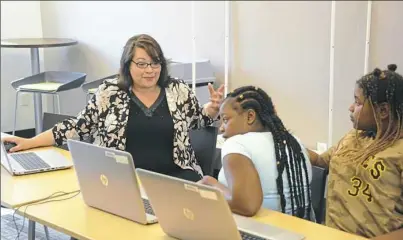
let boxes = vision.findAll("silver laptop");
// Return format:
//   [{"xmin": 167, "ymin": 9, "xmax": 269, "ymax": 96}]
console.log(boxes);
[
  {"xmin": 66, "ymin": 139, "xmax": 157, "ymax": 225},
  {"xmin": 136, "ymin": 169, "xmax": 305, "ymax": 240},
  {"xmin": 1, "ymin": 139, "xmax": 72, "ymax": 176}
]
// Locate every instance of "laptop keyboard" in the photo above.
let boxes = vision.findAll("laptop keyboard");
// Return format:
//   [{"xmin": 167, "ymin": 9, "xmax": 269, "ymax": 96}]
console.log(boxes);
[
  {"xmin": 12, "ymin": 152, "xmax": 50, "ymax": 170},
  {"xmin": 142, "ymin": 198, "xmax": 155, "ymax": 216},
  {"xmin": 240, "ymin": 230, "xmax": 267, "ymax": 240}
]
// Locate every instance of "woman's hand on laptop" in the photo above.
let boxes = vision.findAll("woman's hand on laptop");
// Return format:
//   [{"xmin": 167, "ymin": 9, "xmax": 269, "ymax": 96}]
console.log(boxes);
[
  {"xmin": 198, "ymin": 176, "xmax": 232, "ymax": 199},
  {"xmin": 2, "ymin": 129, "xmax": 56, "ymax": 153},
  {"xmin": 197, "ymin": 176, "xmax": 219, "ymax": 186},
  {"xmin": 1, "ymin": 136, "xmax": 35, "ymax": 153}
]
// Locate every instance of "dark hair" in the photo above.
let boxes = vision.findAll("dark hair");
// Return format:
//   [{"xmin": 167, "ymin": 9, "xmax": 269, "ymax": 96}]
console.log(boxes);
[
  {"xmin": 347, "ymin": 64, "xmax": 403, "ymax": 164},
  {"xmin": 226, "ymin": 86, "xmax": 312, "ymax": 219},
  {"xmin": 117, "ymin": 34, "xmax": 171, "ymax": 91}
]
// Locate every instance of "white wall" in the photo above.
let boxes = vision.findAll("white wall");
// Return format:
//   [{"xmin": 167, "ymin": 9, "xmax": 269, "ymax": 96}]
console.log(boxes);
[
  {"xmin": 230, "ymin": 1, "xmax": 403, "ymax": 148},
  {"xmin": 369, "ymin": 1, "xmax": 403, "ymax": 71},
  {"xmin": 332, "ymin": 1, "xmax": 368, "ymax": 144},
  {"xmin": 40, "ymin": 1, "xmax": 225, "ymax": 117},
  {"xmin": 0, "ymin": 1, "xmax": 45, "ymax": 132},
  {"xmin": 230, "ymin": 1, "xmax": 331, "ymax": 148}
]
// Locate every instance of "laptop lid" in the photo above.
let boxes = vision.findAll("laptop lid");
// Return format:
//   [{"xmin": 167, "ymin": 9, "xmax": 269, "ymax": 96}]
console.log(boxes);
[
  {"xmin": 136, "ymin": 169, "xmax": 305, "ymax": 240},
  {"xmin": 136, "ymin": 168, "xmax": 245, "ymax": 240},
  {"xmin": 0, "ymin": 141, "xmax": 14, "ymax": 174},
  {"xmin": 67, "ymin": 139, "xmax": 153, "ymax": 224}
]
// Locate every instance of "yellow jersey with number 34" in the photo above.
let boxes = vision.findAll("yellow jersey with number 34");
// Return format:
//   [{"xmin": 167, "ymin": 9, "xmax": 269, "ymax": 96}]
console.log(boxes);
[{"xmin": 321, "ymin": 130, "xmax": 403, "ymax": 238}]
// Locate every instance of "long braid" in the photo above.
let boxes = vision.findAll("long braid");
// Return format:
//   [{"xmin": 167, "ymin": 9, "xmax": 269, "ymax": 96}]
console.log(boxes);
[
  {"xmin": 227, "ymin": 86, "xmax": 312, "ymax": 219},
  {"xmin": 257, "ymin": 94, "xmax": 299, "ymax": 215},
  {"xmin": 287, "ymin": 136, "xmax": 303, "ymax": 216},
  {"xmin": 283, "ymin": 130, "xmax": 301, "ymax": 216},
  {"xmin": 270, "ymin": 118, "xmax": 291, "ymax": 214},
  {"xmin": 298, "ymin": 139, "xmax": 312, "ymax": 218},
  {"xmin": 291, "ymin": 135, "xmax": 310, "ymax": 217},
  {"xmin": 270, "ymin": 117, "xmax": 296, "ymax": 216},
  {"xmin": 249, "ymin": 93, "xmax": 297, "ymax": 216},
  {"xmin": 257, "ymin": 89, "xmax": 311, "ymax": 218}
]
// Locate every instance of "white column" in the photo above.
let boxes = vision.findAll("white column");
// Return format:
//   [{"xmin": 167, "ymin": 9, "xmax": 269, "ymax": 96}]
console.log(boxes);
[
  {"xmin": 224, "ymin": 1, "xmax": 231, "ymax": 96},
  {"xmin": 327, "ymin": 1, "xmax": 336, "ymax": 147},
  {"xmin": 191, "ymin": 1, "xmax": 196, "ymax": 94},
  {"xmin": 364, "ymin": 1, "xmax": 372, "ymax": 74}
]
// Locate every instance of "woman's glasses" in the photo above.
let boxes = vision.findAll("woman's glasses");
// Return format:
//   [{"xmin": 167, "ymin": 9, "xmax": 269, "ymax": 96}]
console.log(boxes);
[{"xmin": 131, "ymin": 60, "xmax": 161, "ymax": 69}]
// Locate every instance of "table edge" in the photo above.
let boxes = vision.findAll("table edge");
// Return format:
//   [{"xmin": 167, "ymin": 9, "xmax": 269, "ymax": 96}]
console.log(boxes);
[
  {"xmin": 16, "ymin": 207, "xmax": 92, "ymax": 240},
  {"xmin": 1, "ymin": 41, "xmax": 78, "ymax": 48}
]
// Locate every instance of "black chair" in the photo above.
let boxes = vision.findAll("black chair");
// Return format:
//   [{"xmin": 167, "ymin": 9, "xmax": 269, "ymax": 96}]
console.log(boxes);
[
  {"xmin": 189, "ymin": 126, "xmax": 219, "ymax": 176},
  {"xmin": 311, "ymin": 165, "xmax": 329, "ymax": 224},
  {"xmin": 43, "ymin": 112, "xmax": 75, "ymax": 132},
  {"xmin": 43, "ymin": 112, "xmax": 75, "ymax": 150}
]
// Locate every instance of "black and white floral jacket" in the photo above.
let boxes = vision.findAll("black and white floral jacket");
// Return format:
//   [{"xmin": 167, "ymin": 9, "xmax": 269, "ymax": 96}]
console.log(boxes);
[{"xmin": 52, "ymin": 77, "xmax": 215, "ymax": 176}]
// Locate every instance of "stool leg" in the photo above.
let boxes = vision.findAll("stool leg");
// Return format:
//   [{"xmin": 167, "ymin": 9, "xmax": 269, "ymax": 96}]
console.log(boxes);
[
  {"xmin": 44, "ymin": 225, "xmax": 50, "ymax": 240},
  {"xmin": 12, "ymin": 91, "xmax": 20, "ymax": 136},
  {"xmin": 56, "ymin": 94, "xmax": 61, "ymax": 114},
  {"xmin": 27, "ymin": 220, "xmax": 36, "ymax": 240},
  {"xmin": 52, "ymin": 94, "xmax": 57, "ymax": 114}
]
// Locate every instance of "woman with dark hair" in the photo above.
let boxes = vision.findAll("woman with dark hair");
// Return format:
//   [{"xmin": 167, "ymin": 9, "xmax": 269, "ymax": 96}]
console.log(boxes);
[{"xmin": 3, "ymin": 34, "xmax": 224, "ymax": 181}]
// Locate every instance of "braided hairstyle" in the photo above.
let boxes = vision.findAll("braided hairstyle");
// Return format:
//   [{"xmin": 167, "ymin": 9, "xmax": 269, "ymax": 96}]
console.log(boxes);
[
  {"xmin": 226, "ymin": 86, "xmax": 312, "ymax": 219},
  {"xmin": 344, "ymin": 64, "xmax": 403, "ymax": 165}
]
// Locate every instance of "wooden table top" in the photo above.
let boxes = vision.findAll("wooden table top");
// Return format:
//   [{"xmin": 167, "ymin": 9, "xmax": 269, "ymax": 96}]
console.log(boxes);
[
  {"xmin": 1, "ymin": 147, "xmax": 79, "ymax": 208},
  {"xmin": 370, "ymin": 229, "xmax": 403, "ymax": 240},
  {"xmin": 19, "ymin": 193, "xmax": 367, "ymax": 240}
]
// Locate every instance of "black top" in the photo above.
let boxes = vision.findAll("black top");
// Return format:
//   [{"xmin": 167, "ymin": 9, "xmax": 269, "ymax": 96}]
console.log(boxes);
[{"xmin": 125, "ymin": 88, "xmax": 179, "ymax": 174}]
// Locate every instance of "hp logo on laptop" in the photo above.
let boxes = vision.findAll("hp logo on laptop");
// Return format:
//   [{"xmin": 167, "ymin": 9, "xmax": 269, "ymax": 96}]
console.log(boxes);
[
  {"xmin": 183, "ymin": 208, "xmax": 194, "ymax": 221},
  {"xmin": 100, "ymin": 174, "xmax": 109, "ymax": 187}
]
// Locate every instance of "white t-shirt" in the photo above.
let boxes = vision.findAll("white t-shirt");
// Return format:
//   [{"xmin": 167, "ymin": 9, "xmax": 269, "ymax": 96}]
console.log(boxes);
[{"xmin": 218, "ymin": 132, "xmax": 313, "ymax": 217}]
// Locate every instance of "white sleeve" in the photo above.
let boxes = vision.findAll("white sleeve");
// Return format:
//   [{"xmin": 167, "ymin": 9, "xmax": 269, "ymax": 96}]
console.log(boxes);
[{"xmin": 221, "ymin": 136, "xmax": 252, "ymax": 160}]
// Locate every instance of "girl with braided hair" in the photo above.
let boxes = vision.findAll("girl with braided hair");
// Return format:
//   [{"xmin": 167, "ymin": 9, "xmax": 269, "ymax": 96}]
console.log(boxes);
[
  {"xmin": 198, "ymin": 86, "xmax": 313, "ymax": 220},
  {"xmin": 308, "ymin": 64, "xmax": 403, "ymax": 238}
]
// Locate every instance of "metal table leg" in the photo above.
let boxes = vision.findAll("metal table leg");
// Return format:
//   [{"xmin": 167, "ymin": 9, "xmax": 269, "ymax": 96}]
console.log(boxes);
[
  {"xmin": 28, "ymin": 220, "xmax": 36, "ymax": 240},
  {"xmin": 30, "ymin": 47, "xmax": 43, "ymax": 135},
  {"xmin": 44, "ymin": 225, "xmax": 50, "ymax": 240},
  {"xmin": 27, "ymin": 47, "xmax": 41, "ymax": 238}
]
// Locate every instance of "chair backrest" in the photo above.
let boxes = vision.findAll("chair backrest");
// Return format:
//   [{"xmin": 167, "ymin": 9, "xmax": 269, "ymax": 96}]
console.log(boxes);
[
  {"xmin": 43, "ymin": 112, "xmax": 75, "ymax": 132},
  {"xmin": 81, "ymin": 74, "xmax": 119, "ymax": 93},
  {"xmin": 310, "ymin": 165, "xmax": 329, "ymax": 224},
  {"xmin": 189, "ymin": 126, "xmax": 219, "ymax": 176},
  {"xmin": 43, "ymin": 112, "xmax": 75, "ymax": 150}
]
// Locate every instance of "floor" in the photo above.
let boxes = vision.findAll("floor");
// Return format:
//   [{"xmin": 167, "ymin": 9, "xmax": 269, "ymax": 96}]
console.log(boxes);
[{"xmin": 1, "ymin": 207, "xmax": 70, "ymax": 240}]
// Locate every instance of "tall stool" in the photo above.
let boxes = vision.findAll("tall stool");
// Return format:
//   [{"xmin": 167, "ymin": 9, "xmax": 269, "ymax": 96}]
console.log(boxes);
[{"xmin": 11, "ymin": 71, "xmax": 86, "ymax": 135}]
